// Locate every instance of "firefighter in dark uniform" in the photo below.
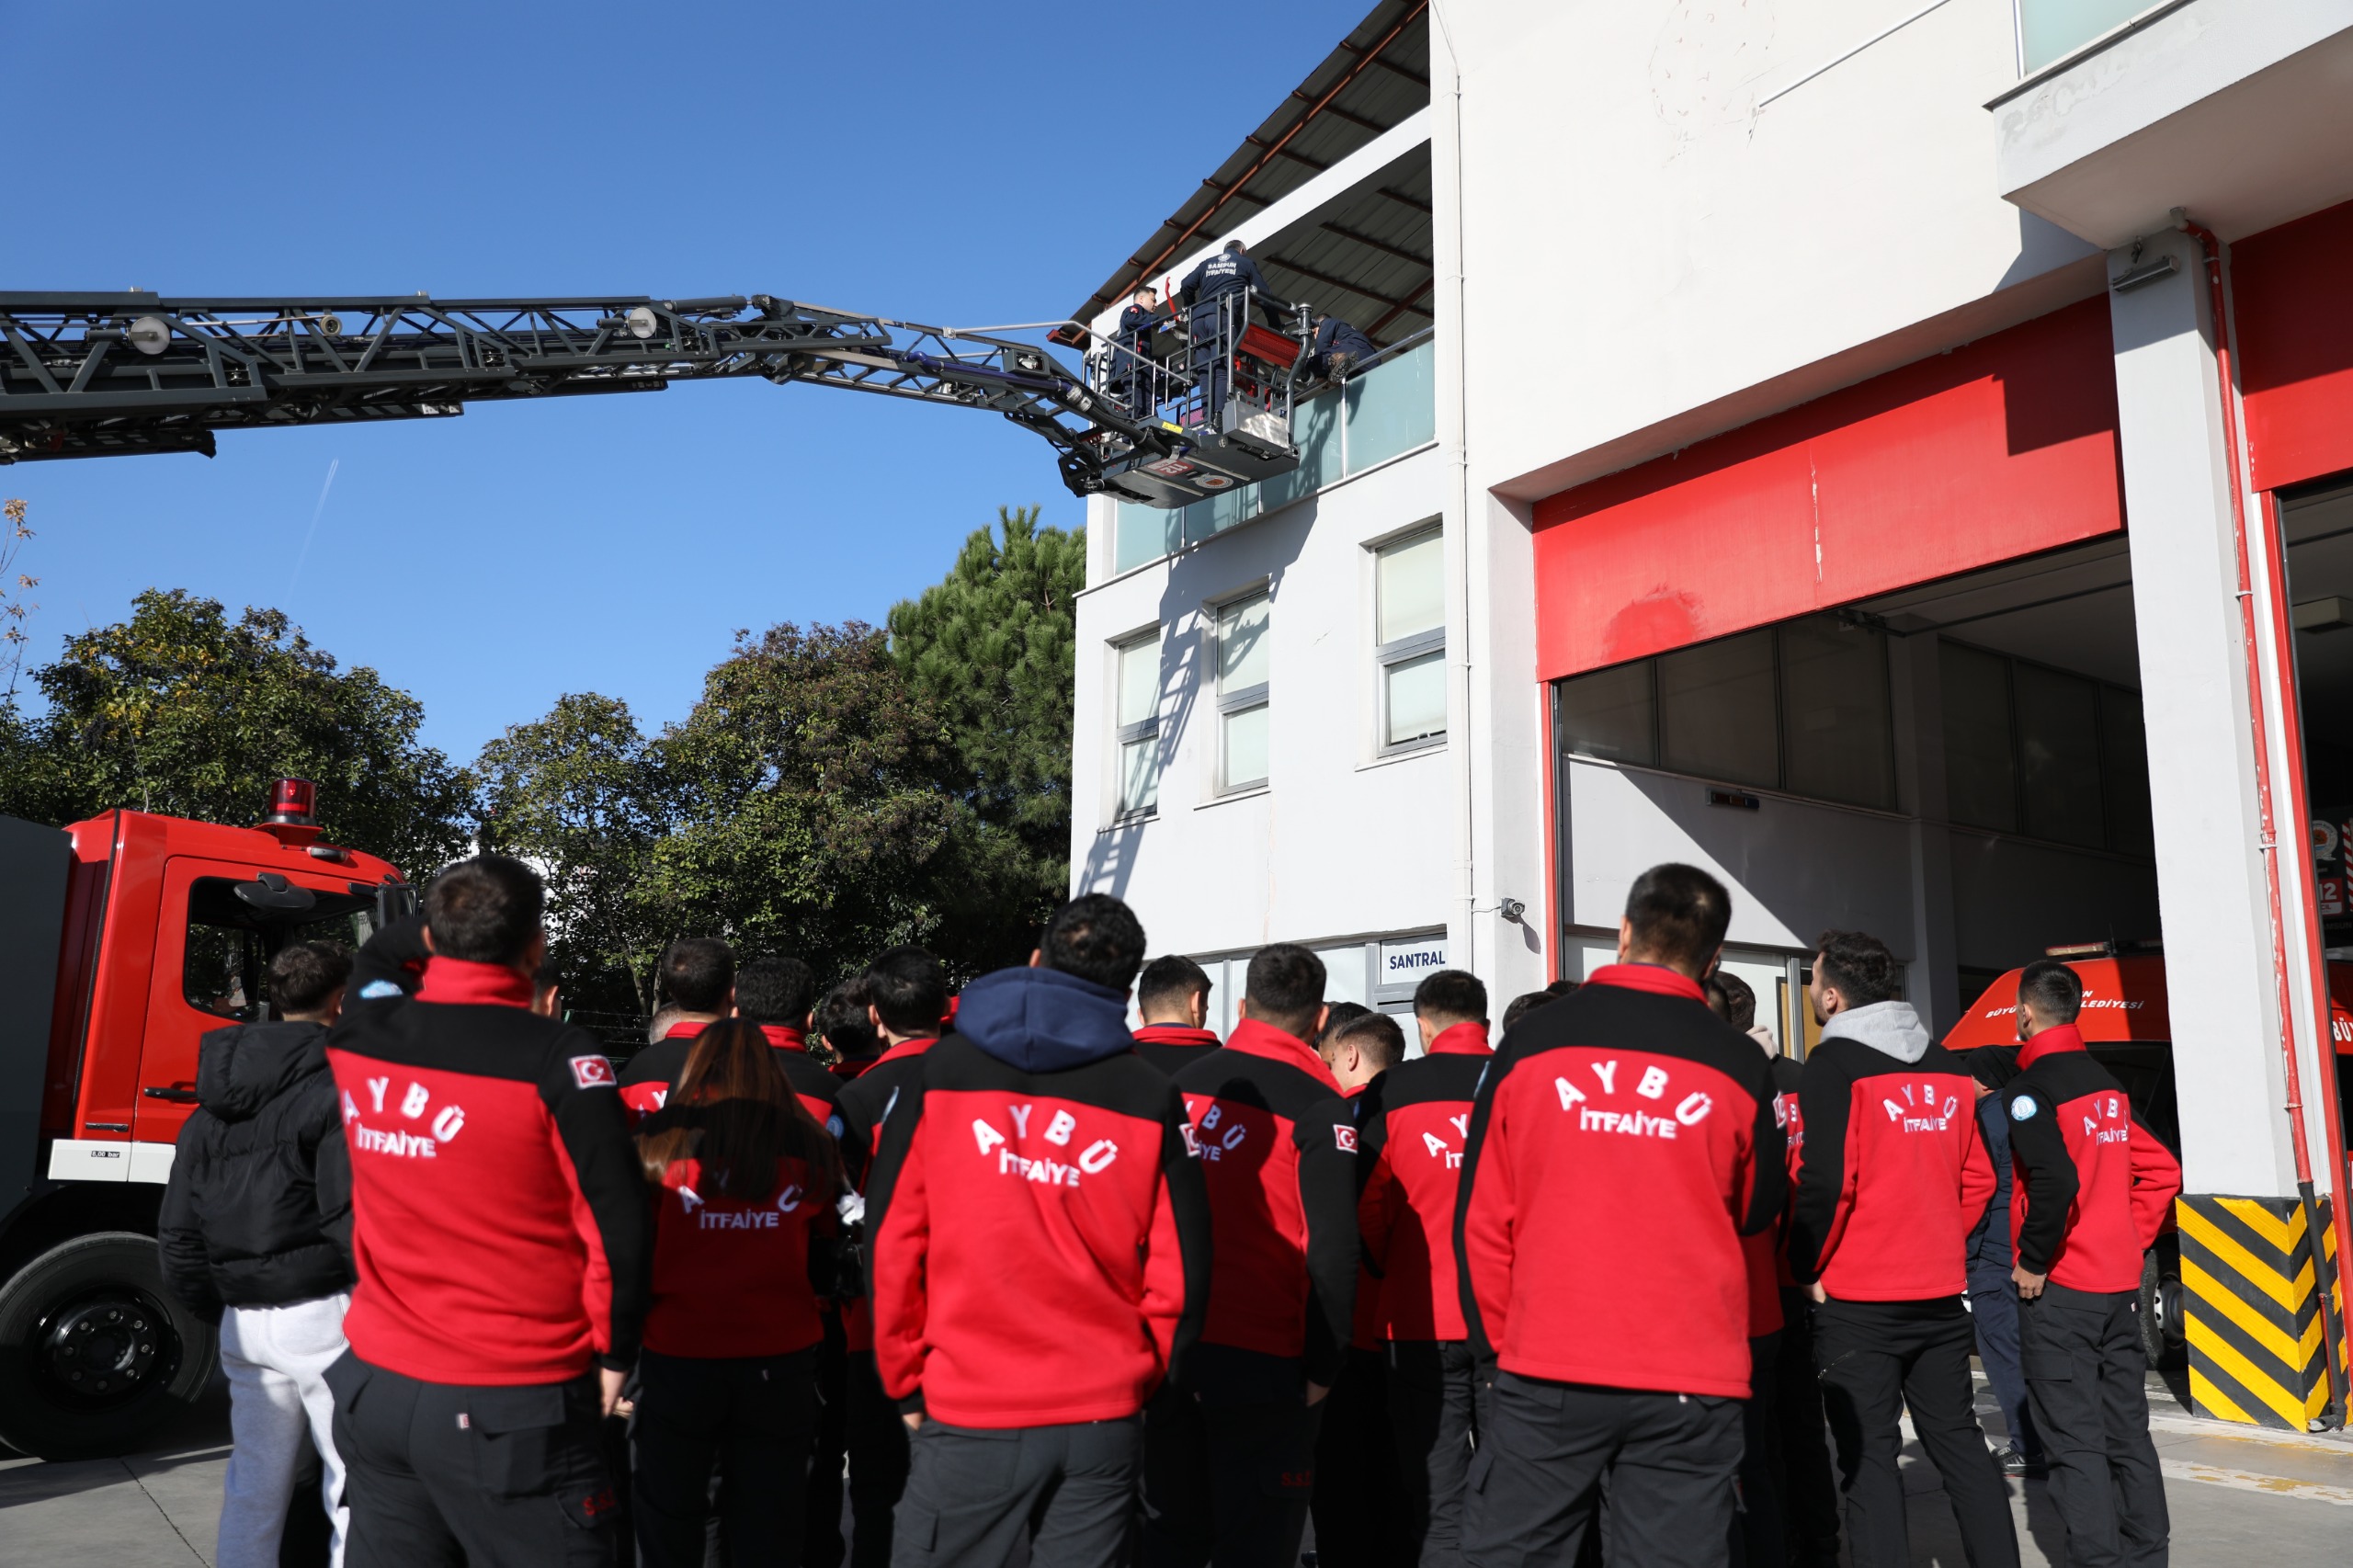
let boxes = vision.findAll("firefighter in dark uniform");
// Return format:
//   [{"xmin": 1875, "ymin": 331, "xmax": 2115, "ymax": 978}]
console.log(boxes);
[
  {"xmin": 1307, "ymin": 313, "xmax": 1380, "ymax": 382},
  {"xmin": 1174, "ymin": 239, "xmax": 1275, "ymax": 419},
  {"xmin": 1115, "ymin": 286, "xmax": 1165, "ymax": 418}
]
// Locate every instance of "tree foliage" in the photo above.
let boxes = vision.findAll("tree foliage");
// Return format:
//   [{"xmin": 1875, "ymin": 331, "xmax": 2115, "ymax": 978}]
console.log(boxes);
[
  {"xmin": 886, "ymin": 505, "xmax": 1085, "ymax": 970},
  {"xmin": 0, "ymin": 588, "xmax": 471, "ymax": 873}
]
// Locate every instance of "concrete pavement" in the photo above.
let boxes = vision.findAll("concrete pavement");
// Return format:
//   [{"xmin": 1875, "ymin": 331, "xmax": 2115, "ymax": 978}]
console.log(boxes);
[{"xmin": 6, "ymin": 1369, "xmax": 2353, "ymax": 1565}]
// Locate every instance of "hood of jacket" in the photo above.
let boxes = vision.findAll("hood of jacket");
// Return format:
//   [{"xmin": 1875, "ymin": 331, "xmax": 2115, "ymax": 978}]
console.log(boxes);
[
  {"xmin": 195, "ymin": 1020, "xmax": 331, "ymax": 1122},
  {"xmin": 1819, "ymin": 999, "xmax": 1931, "ymax": 1064},
  {"xmin": 953, "ymin": 966, "xmax": 1135, "ymax": 1073}
]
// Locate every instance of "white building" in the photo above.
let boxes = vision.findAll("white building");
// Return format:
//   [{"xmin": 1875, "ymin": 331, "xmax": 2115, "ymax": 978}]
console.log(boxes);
[{"xmin": 1069, "ymin": 0, "xmax": 2353, "ymax": 1428}]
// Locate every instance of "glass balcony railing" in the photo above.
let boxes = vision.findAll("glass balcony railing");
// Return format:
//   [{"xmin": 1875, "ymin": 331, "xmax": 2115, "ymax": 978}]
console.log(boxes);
[
  {"xmin": 1112, "ymin": 337, "xmax": 1437, "ymax": 574},
  {"xmin": 2018, "ymin": 0, "xmax": 2157, "ymax": 73}
]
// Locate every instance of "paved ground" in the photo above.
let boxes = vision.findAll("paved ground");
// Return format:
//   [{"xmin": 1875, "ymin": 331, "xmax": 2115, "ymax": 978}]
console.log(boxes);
[{"xmin": 6, "ymin": 1370, "xmax": 2352, "ymax": 1565}]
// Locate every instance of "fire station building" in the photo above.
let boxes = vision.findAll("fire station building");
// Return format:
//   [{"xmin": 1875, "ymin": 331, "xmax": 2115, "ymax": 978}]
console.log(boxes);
[{"xmin": 1067, "ymin": 1, "xmax": 2353, "ymax": 1425}]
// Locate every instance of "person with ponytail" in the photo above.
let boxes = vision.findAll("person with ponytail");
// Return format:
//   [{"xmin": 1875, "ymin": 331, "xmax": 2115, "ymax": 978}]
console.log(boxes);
[{"xmin": 631, "ymin": 1018, "xmax": 845, "ymax": 1568}]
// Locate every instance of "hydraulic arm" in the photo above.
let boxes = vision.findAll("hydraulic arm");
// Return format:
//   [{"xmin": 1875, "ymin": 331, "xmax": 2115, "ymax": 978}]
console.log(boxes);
[{"xmin": 0, "ymin": 292, "xmax": 1172, "ymax": 498}]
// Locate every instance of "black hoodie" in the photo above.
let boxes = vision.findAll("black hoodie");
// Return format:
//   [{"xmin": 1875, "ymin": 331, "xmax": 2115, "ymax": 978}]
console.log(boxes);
[{"xmin": 158, "ymin": 1020, "xmax": 354, "ymax": 1321}]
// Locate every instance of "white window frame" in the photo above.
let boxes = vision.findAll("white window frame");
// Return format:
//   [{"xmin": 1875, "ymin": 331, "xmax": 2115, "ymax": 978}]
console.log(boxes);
[
  {"xmin": 1371, "ymin": 524, "xmax": 1447, "ymax": 757},
  {"xmin": 1211, "ymin": 587, "xmax": 1272, "ymax": 797},
  {"xmin": 1109, "ymin": 629, "xmax": 1162, "ymax": 824}
]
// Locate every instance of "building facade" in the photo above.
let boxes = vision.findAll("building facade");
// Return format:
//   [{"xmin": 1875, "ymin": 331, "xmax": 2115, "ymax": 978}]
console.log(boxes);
[{"xmin": 1068, "ymin": 0, "xmax": 2353, "ymax": 1426}]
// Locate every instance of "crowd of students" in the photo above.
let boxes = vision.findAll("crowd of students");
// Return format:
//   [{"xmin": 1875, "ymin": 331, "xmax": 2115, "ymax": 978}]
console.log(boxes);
[{"xmin": 154, "ymin": 851, "xmax": 2184, "ymax": 1568}]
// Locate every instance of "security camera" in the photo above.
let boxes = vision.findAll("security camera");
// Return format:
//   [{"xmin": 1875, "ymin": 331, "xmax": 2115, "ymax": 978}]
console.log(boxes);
[{"xmin": 1499, "ymin": 898, "xmax": 1527, "ymax": 925}]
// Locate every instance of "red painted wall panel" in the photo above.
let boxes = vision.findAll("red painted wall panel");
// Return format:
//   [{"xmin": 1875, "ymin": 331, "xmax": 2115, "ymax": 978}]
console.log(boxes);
[
  {"xmin": 2236, "ymin": 199, "xmax": 2353, "ymax": 494},
  {"xmin": 1532, "ymin": 298, "xmax": 2124, "ymax": 680}
]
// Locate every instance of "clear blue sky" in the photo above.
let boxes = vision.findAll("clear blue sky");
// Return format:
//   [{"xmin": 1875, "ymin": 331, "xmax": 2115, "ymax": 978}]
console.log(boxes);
[{"xmin": 3, "ymin": 0, "xmax": 1364, "ymax": 766}]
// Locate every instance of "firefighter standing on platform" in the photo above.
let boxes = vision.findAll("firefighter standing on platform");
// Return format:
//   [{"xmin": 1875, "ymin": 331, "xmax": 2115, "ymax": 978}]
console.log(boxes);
[{"xmin": 1174, "ymin": 239, "xmax": 1275, "ymax": 416}]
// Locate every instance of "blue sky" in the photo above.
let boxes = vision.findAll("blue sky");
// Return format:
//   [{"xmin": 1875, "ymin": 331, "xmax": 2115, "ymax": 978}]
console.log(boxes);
[{"xmin": 2, "ymin": 0, "xmax": 1364, "ymax": 765}]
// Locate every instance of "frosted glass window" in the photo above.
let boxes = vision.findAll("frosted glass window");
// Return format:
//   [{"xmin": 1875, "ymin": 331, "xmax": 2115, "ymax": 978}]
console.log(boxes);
[
  {"xmin": 1344, "ymin": 342, "xmax": 1437, "ymax": 472},
  {"xmin": 1384, "ymin": 651, "xmax": 1447, "ymax": 748},
  {"xmin": 1779, "ymin": 618, "xmax": 1894, "ymax": 809},
  {"xmin": 1557, "ymin": 662, "xmax": 1656, "ymax": 766},
  {"xmin": 1115, "ymin": 502, "xmax": 1179, "ymax": 574},
  {"xmin": 1218, "ymin": 594, "xmax": 1272, "ymax": 692},
  {"xmin": 1658, "ymin": 631, "xmax": 1778, "ymax": 789},
  {"xmin": 1117, "ymin": 737, "xmax": 1159, "ymax": 816},
  {"xmin": 1942, "ymin": 642, "xmax": 2017, "ymax": 833},
  {"xmin": 2016, "ymin": 664, "xmax": 2105, "ymax": 848},
  {"xmin": 1222, "ymin": 704, "xmax": 1270, "ymax": 790},
  {"xmin": 1377, "ymin": 530, "xmax": 1445, "ymax": 644},
  {"xmin": 1262, "ymin": 389, "xmax": 1342, "ymax": 511},
  {"xmin": 1115, "ymin": 637, "xmax": 1159, "ymax": 728},
  {"xmin": 2019, "ymin": 0, "xmax": 2153, "ymax": 72}
]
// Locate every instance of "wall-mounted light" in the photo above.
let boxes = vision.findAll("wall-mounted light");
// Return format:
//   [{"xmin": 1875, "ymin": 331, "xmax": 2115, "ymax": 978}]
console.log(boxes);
[{"xmin": 2109, "ymin": 255, "xmax": 2179, "ymax": 293}]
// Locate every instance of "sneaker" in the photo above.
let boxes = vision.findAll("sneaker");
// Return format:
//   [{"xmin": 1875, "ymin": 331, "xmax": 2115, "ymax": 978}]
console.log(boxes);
[{"xmin": 1998, "ymin": 1445, "xmax": 2049, "ymax": 1479}]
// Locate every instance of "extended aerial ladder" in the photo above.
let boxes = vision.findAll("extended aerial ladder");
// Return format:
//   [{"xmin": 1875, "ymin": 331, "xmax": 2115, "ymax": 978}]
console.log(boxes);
[{"xmin": 0, "ymin": 290, "xmax": 1313, "ymax": 508}]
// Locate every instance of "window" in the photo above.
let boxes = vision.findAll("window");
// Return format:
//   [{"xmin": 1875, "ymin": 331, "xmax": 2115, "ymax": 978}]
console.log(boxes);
[
  {"xmin": 1554, "ymin": 614, "xmax": 1895, "ymax": 810},
  {"xmin": 1214, "ymin": 591, "xmax": 1272, "ymax": 792},
  {"xmin": 1113, "ymin": 632, "xmax": 1162, "ymax": 819},
  {"xmin": 1940, "ymin": 639, "xmax": 2153, "ymax": 854},
  {"xmin": 1374, "ymin": 528, "xmax": 1447, "ymax": 752},
  {"xmin": 182, "ymin": 876, "xmax": 378, "ymax": 1021}
]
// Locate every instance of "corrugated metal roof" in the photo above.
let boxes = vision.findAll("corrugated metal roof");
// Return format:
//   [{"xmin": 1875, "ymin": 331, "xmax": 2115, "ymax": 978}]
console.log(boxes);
[{"xmin": 1064, "ymin": 0, "xmax": 1431, "ymax": 338}]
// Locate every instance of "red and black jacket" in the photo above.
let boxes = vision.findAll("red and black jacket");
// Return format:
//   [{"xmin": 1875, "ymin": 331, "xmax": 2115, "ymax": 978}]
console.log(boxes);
[
  {"xmin": 1133, "ymin": 1024, "xmax": 1222, "ymax": 1078},
  {"xmin": 1788, "ymin": 1008, "xmax": 1995, "ymax": 1301},
  {"xmin": 864, "ymin": 966, "xmax": 1210, "ymax": 1429},
  {"xmin": 1740, "ymin": 1052, "xmax": 1805, "ymax": 1337},
  {"xmin": 2006, "ymin": 1025, "xmax": 2181, "ymax": 1292},
  {"xmin": 1345, "ymin": 1075, "xmax": 1387, "ymax": 1354},
  {"xmin": 1173, "ymin": 1019, "xmax": 1359, "ymax": 1392},
  {"xmin": 644, "ymin": 1153, "xmax": 836, "ymax": 1359},
  {"xmin": 1358, "ymin": 1020, "xmax": 1490, "ymax": 1344},
  {"xmin": 325, "ymin": 928, "xmax": 651, "ymax": 1385},
  {"xmin": 833, "ymin": 1035, "xmax": 938, "ymax": 1354},
  {"xmin": 620, "ymin": 1020, "xmax": 844, "ymax": 1132},
  {"xmin": 1455, "ymin": 965, "xmax": 1784, "ymax": 1399}
]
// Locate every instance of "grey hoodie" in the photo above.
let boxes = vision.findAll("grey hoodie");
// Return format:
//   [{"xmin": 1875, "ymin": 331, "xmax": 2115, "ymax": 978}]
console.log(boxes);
[{"xmin": 1817, "ymin": 999, "xmax": 1930, "ymax": 1064}]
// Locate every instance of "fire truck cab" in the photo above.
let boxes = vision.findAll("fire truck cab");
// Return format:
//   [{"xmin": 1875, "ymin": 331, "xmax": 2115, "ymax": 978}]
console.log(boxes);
[
  {"xmin": 1944, "ymin": 950, "xmax": 2353, "ymax": 1370},
  {"xmin": 0, "ymin": 783, "xmax": 408, "ymax": 1457}
]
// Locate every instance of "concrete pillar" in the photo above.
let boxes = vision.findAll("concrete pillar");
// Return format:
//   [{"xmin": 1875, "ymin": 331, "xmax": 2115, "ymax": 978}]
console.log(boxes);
[
  {"xmin": 2109, "ymin": 230, "xmax": 2297, "ymax": 1199},
  {"xmin": 1889, "ymin": 632, "xmax": 1961, "ymax": 1035}
]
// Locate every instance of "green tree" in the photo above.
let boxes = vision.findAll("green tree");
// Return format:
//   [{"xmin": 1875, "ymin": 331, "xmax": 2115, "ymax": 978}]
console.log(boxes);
[
  {"xmin": 644, "ymin": 620, "xmax": 966, "ymax": 984},
  {"xmin": 886, "ymin": 506, "xmax": 1084, "ymax": 970},
  {"xmin": 475, "ymin": 693, "xmax": 673, "ymax": 1014},
  {"xmin": 0, "ymin": 588, "xmax": 471, "ymax": 873}
]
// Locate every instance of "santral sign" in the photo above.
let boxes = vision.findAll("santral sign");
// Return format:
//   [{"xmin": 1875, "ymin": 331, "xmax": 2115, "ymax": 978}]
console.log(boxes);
[{"xmin": 1378, "ymin": 935, "xmax": 1449, "ymax": 984}]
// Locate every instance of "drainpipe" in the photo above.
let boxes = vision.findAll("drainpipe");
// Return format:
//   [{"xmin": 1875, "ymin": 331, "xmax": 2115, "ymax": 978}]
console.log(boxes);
[
  {"xmin": 1434, "ymin": 4, "xmax": 1478, "ymax": 983},
  {"xmin": 2177, "ymin": 212, "xmax": 2349, "ymax": 1427}
]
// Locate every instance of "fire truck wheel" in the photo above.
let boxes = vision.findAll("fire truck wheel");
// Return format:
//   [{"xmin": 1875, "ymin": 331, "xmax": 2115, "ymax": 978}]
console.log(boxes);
[
  {"xmin": 2138, "ymin": 1240, "xmax": 2185, "ymax": 1370},
  {"xmin": 0, "ymin": 1232, "xmax": 218, "ymax": 1460}
]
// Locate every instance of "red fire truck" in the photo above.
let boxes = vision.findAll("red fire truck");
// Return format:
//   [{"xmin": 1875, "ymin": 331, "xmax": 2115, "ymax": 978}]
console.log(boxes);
[{"xmin": 0, "ymin": 781, "xmax": 409, "ymax": 1457}]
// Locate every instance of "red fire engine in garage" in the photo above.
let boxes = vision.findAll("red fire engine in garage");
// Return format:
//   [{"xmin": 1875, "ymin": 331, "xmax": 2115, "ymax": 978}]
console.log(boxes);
[
  {"xmin": 0, "ymin": 781, "xmax": 410, "ymax": 1457},
  {"xmin": 1944, "ymin": 949, "xmax": 2353, "ymax": 1373}
]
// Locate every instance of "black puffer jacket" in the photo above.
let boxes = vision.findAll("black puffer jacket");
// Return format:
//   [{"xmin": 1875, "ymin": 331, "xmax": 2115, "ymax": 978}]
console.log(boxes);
[{"xmin": 157, "ymin": 1020, "xmax": 353, "ymax": 1322}]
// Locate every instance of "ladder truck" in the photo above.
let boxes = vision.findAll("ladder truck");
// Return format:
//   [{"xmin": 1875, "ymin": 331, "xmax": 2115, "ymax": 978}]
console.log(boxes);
[{"xmin": 0, "ymin": 288, "xmax": 1312, "ymax": 1457}]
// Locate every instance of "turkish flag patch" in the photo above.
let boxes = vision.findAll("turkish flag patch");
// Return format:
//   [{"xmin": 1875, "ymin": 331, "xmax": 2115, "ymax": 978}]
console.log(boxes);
[
  {"xmin": 569, "ymin": 1054, "xmax": 617, "ymax": 1089},
  {"xmin": 1333, "ymin": 1125, "xmax": 1358, "ymax": 1152}
]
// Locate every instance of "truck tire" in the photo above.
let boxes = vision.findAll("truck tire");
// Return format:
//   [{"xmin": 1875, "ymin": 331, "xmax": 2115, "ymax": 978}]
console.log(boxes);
[
  {"xmin": 0, "ymin": 1232, "xmax": 217, "ymax": 1459},
  {"xmin": 2139, "ymin": 1238, "xmax": 2185, "ymax": 1369}
]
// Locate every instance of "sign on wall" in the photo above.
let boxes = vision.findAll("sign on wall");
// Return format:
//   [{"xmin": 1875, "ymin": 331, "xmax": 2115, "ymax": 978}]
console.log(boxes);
[{"xmin": 1377, "ymin": 935, "xmax": 1449, "ymax": 987}]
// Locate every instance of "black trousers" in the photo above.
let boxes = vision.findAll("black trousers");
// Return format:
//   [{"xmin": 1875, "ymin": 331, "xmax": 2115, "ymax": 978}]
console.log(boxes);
[
  {"xmin": 1391, "ymin": 1340, "xmax": 1480, "ymax": 1567},
  {"xmin": 1312, "ymin": 1346, "xmax": 1408, "ymax": 1567},
  {"xmin": 1461, "ymin": 1371, "xmax": 1741, "ymax": 1568},
  {"xmin": 892, "ymin": 1415, "xmax": 1141, "ymax": 1568},
  {"xmin": 847, "ymin": 1350, "xmax": 914, "ymax": 1568},
  {"xmin": 1970, "ymin": 1274, "xmax": 2043, "ymax": 1461},
  {"xmin": 807, "ymin": 1318, "xmax": 849, "ymax": 1568},
  {"xmin": 1813, "ymin": 1296, "xmax": 2018, "ymax": 1568},
  {"xmin": 1142, "ymin": 1381, "xmax": 1322, "ymax": 1568},
  {"xmin": 1733, "ymin": 1331, "xmax": 1785, "ymax": 1568},
  {"xmin": 326, "ymin": 1351, "xmax": 617, "ymax": 1568},
  {"xmin": 1771, "ymin": 1290, "xmax": 1839, "ymax": 1568},
  {"xmin": 633, "ymin": 1347, "xmax": 819, "ymax": 1568},
  {"xmin": 2019, "ymin": 1285, "xmax": 2167, "ymax": 1568}
]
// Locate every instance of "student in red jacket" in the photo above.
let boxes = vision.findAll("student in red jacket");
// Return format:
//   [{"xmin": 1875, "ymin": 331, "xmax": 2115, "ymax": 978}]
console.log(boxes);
[
  {"xmin": 1789, "ymin": 931, "xmax": 2014, "ymax": 1568},
  {"xmin": 620, "ymin": 939, "xmax": 737, "ymax": 1120},
  {"xmin": 865, "ymin": 899, "xmax": 1210, "ymax": 1567},
  {"xmin": 832, "ymin": 946, "xmax": 951, "ymax": 1568},
  {"xmin": 324, "ymin": 857, "xmax": 648, "ymax": 1566},
  {"xmin": 1133, "ymin": 954, "xmax": 1222, "ymax": 1075},
  {"xmin": 818, "ymin": 980, "xmax": 885, "ymax": 1085},
  {"xmin": 1456, "ymin": 864, "xmax": 1783, "ymax": 1568},
  {"xmin": 1150, "ymin": 943, "xmax": 1358, "ymax": 1568},
  {"xmin": 1358, "ymin": 969, "xmax": 1491, "ymax": 1568},
  {"xmin": 2006, "ymin": 960, "xmax": 2180, "ymax": 1568},
  {"xmin": 631, "ymin": 1019, "xmax": 842, "ymax": 1568}
]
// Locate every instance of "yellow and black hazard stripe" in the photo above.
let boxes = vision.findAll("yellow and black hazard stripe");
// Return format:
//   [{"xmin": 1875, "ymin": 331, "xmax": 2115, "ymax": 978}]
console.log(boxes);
[{"xmin": 2178, "ymin": 1195, "xmax": 2342, "ymax": 1429}]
